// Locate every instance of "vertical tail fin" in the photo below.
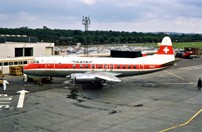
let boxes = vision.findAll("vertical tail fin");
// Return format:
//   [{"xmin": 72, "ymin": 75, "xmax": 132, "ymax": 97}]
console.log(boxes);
[
  {"xmin": 153, "ymin": 36, "xmax": 175, "ymax": 66},
  {"xmin": 156, "ymin": 36, "xmax": 174, "ymax": 55}
]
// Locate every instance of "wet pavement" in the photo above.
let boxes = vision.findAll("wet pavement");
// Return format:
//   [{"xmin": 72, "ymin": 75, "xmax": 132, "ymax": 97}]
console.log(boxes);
[{"xmin": 0, "ymin": 57, "xmax": 201, "ymax": 132}]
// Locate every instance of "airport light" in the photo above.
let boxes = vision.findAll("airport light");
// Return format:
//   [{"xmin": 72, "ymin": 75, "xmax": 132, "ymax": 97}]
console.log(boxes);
[
  {"xmin": 82, "ymin": 16, "xmax": 91, "ymax": 31},
  {"xmin": 82, "ymin": 16, "xmax": 91, "ymax": 56}
]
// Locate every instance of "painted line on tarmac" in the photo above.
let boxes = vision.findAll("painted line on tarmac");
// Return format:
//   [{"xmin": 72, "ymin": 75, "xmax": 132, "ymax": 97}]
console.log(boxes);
[
  {"xmin": 0, "ymin": 105, "xmax": 9, "ymax": 108},
  {"xmin": 159, "ymin": 108, "xmax": 202, "ymax": 132},
  {"xmin": 0, "ymin": 94, "xmax": 8, "ymax": 97},
  {"xmin": 164, "ymin": 71, "xmax": 185, "ymax": 80},
  {"xmin": 164, "ymin": 71, "xmax": 194, "ymax": 84},
  {"xmin": 17, "ymin": 90, "xmax": 29, "ymax": 108},
  {"xmin": 0, "ymin": 98, "xmax": 12, "ymax": 101},
  {"xmin": 0, "ymin": 94, "xmax": 12, "ymax": 109},
  {"xmin": 161, "ymin": 82, "xmax": 194, "ymax": 85},
  {"xmin": 0, "ymin": 102, "xmax": 11, "ymax": 104}
]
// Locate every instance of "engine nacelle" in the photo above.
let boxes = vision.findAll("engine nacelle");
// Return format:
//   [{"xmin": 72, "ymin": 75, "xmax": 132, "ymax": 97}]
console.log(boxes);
[{"xmin": 70, "ymin": 73, "xmax": 97, "ymax": 82}]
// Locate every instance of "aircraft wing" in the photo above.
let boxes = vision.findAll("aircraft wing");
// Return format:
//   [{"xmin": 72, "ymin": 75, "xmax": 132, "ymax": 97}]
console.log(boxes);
[
  {"xmin": 94, "ymin": 72, "xmax": 121, "ymax": 82},
  {"xmin": 69, "ymin": 72, "xmax": 121, "ymax": 82}
]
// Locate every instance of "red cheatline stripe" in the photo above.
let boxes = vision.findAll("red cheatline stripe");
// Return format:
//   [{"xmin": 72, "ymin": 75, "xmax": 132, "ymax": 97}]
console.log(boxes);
[
  {"xmin": 24, "ymin": 63, "xmax": 172, "ymax": 70},
  {"xmin": 25, "ymin": 67, "xmax": 166, "ymax": 72}
]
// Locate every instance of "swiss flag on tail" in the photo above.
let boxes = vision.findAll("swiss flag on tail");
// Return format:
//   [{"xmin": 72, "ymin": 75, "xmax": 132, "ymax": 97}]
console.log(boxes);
[{"xmin": 156, "ymin": 36, "xmax": 174, "ymax": 55}]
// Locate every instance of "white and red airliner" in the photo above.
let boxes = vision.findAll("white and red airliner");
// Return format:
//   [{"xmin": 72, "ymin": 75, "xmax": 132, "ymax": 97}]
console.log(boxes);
[{"xmin": 24, "ymin": 36, "xmax": 175, "ymax": 87}]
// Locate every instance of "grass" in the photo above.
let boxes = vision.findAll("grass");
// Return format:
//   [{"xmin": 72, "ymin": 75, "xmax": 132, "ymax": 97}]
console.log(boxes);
[
  {"xmin": 127, "ymin": 42, "xmax": 202, "ymax": 49},
  {"xmin": 82, "ymin": 42, "xmax": 202, "ymax": 50},
  {"xmin": 172, "ymin": 42, "xmax": 202, "ymax": 49}
]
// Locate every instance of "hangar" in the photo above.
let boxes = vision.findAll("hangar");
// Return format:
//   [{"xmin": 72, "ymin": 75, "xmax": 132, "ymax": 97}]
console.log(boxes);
[
  {"xmin": 0, "ymin": 42, "xmax": 54, "ymax": 58},
  {"xmin": 0, "ymin": 35, "xmax": 55, "ymax": 74}
]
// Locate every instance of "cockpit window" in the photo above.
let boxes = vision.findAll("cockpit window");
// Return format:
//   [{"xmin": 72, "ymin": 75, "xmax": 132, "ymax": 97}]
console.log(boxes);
[{"xmin": 33, "ymin": 60, "xmax": 39, "ymax": 63}]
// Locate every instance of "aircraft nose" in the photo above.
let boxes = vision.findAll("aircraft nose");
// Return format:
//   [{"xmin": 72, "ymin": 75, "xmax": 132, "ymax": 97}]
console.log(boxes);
[
  {"xmin": 23, "ymin": 64, "xmax": 33, "ymax": 72},
  {"xmin": 23, "ymin": 64, "xmax": 29, "ymax": 70}
]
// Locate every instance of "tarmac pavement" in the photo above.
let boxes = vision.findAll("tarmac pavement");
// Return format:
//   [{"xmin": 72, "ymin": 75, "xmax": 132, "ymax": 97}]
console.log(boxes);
[{"xmin": 0, "ymin": 57, "xmax": 201, "ymax": 132}]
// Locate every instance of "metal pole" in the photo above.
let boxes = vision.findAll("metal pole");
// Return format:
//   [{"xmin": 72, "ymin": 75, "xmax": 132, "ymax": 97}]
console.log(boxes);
[{"xmin": 82, "ymin": 16, "xmax": 91, "ymax": 56}]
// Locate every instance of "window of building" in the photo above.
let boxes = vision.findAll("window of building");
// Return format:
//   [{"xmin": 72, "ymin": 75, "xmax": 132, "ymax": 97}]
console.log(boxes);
[
  {"xmin": 23, "ymin": 61, "xmax": 27, "ymax": 64},
  {"xmin": 4, "ymin": 62, "xmax": 8, "ymax": 66},
  {"xmin": 9, "ymin": 62, "xmax": 13, "ymax": 66},
  {"xmin": 24, "ymin": 48, "xmax": 33, "ymax": 56},
  {"xmin": 14, "ymin": 62, "xmax": 18, "ymax": 65},
  {"xmin": 15, "ymin": 48, "xmax": 23, "ymax": 57},
  {"xmin": 15, "ymin": 48, "xmax": 33, "ymax": 57}
]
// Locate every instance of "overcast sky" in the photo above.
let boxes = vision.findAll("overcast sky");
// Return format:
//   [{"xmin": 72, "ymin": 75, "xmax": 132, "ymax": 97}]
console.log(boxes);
[{"xmin": 0, "ymin": 0, "xmax": 201, "ymax": 33}]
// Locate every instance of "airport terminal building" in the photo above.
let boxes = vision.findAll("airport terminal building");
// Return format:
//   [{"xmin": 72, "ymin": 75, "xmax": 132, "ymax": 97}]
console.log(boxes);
[{"xmin": 0, "ymin": 35, "xmax": 55, "ymax": 74}]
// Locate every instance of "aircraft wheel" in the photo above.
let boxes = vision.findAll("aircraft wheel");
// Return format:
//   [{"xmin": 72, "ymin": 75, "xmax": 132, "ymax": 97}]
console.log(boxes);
[{"xmin": 36, "ymin": 80, "xmax": 43, "ymax": 86}]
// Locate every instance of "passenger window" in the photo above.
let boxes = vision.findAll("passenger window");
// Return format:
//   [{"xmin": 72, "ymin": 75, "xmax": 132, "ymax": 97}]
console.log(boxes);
[
  {"xmin": 80, "ymin": 64, "xmax": 83, "ymax": 68},
  {"xmin": 117, "ymin": 65, "xmax": 120, "ymax": 69},
  {"xmin": 134, "ymin": 65, "xmax": 136, "ymax": 69},
  {"xmin": 92, "ymin": 64, "xmax": 95, "ymax": 69},
  {"xmin": 104, "ymin": 64, "xmax": 107, "ymax": 69},
  {"xmin": 73, "ymin": 64, "xmax": 76, "ymax": 68}
]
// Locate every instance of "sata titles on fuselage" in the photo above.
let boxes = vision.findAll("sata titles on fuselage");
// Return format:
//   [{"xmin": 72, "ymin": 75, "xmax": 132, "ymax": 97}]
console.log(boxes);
[{"xmin": 72, "ymin": 60, "xmax": 93, "ymax": 64}]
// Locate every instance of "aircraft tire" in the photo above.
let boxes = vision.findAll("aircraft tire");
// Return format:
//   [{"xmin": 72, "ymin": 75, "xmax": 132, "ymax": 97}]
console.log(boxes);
[{"xmin": 38, "ymin": 81, "xmax": 43, "ymax": 86}]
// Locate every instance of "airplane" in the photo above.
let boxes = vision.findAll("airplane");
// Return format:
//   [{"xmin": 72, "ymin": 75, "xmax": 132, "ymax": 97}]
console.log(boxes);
[{"xmin": 23, "ymin": 36, "xmax": 175, "ymax": 88}]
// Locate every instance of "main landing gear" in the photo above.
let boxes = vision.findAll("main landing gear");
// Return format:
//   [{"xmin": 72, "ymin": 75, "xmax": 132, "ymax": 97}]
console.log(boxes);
[
  {"xmin": 34, "ymin": 77, "xmax": 53, "ymax": 86},
  {"xmin": 70, "ymin": 79, "xmax": 106, "ymax": 89},
  {"xmin": 35, "ymin": 79, "xmax": 43, "ymax": 86},
  {"xmin": 90, "ymin": 80, "xmax": 106, "ymax": 89}
]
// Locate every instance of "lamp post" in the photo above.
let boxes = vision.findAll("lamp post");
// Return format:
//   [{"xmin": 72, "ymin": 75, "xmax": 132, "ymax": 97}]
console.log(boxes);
[
  {"xmin": 82, "ymin": 16, "xmax": 91, "ymax": 56},
  {"xmin": 82, "ymin": 16, "xmax": 91, "ymax": 31}
]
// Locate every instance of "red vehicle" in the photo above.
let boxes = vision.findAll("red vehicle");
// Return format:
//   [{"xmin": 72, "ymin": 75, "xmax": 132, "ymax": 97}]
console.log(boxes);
[{"xmin": 175, "ymin": 50, "xmax": 193, "ymax": 59}]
